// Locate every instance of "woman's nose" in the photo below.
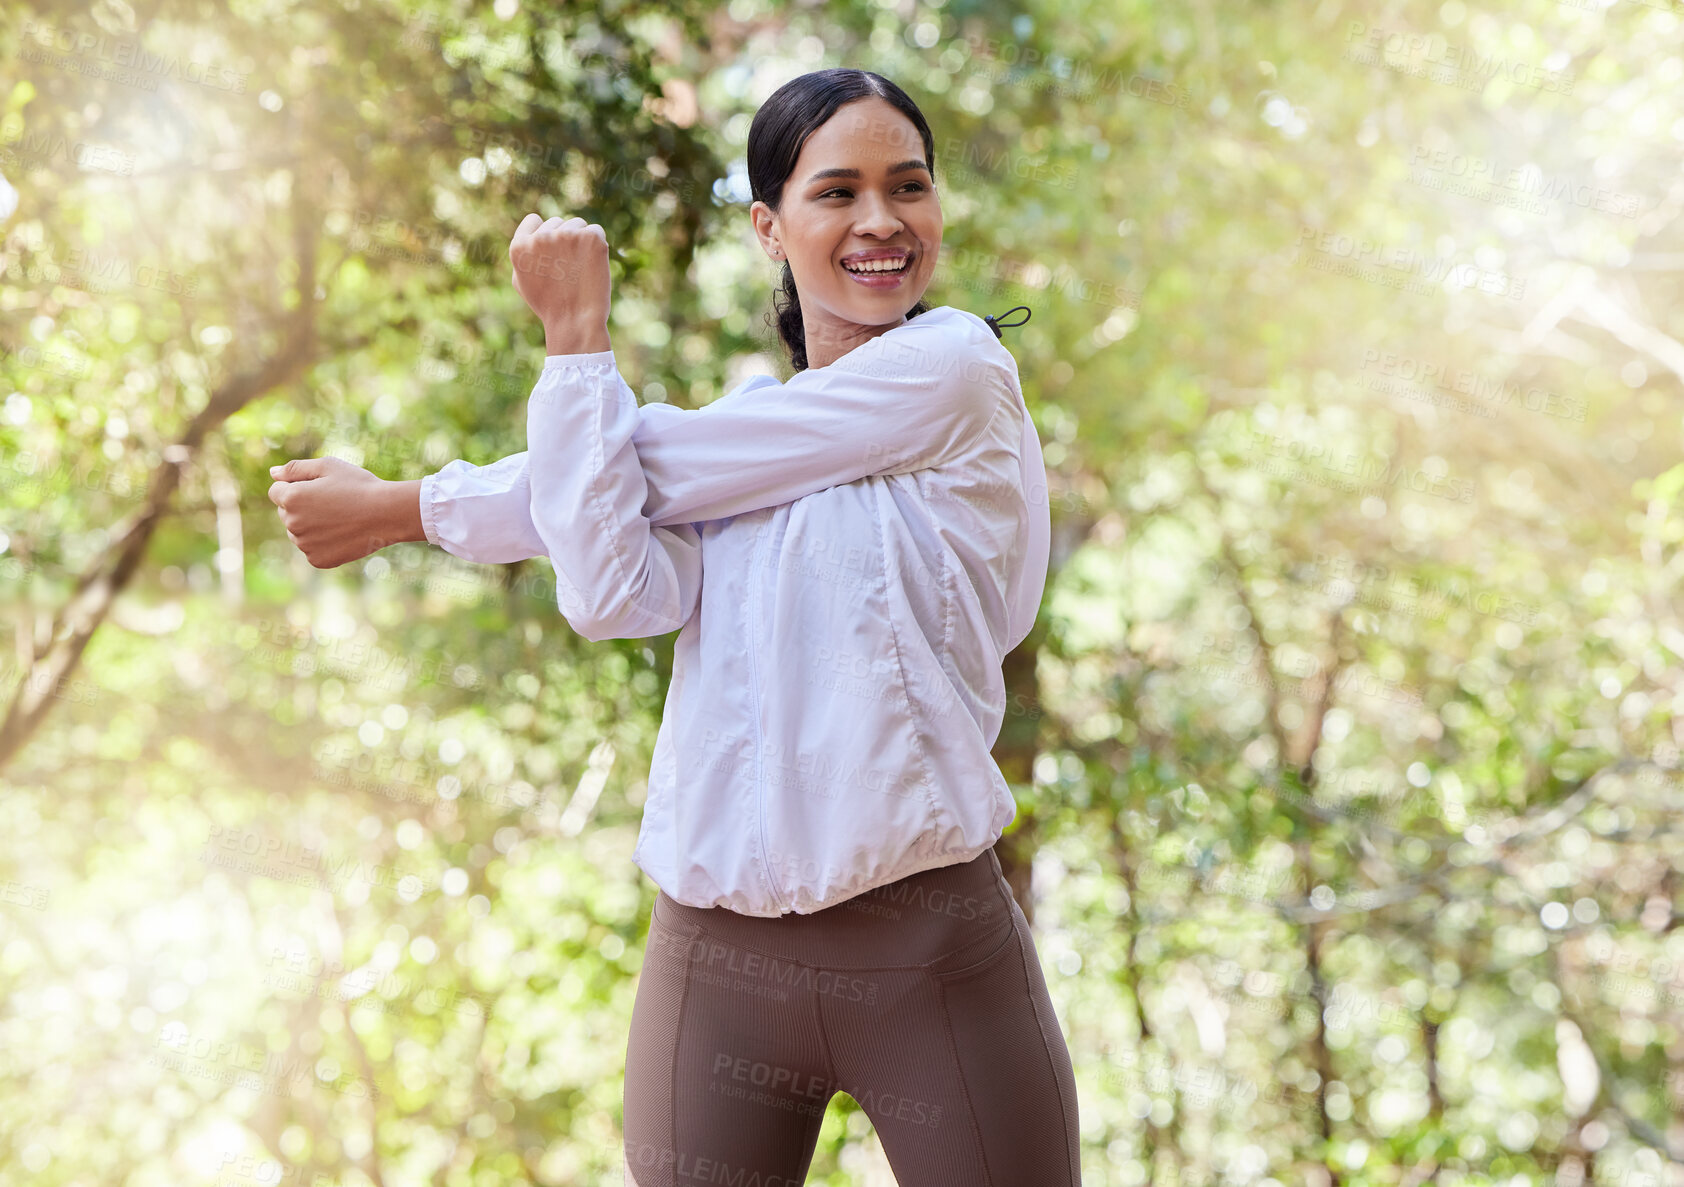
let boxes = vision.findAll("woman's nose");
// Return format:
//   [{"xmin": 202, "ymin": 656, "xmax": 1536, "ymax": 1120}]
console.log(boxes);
[{"xmin": 852, "ymin": 195, "xmax": 903, "ymax": 236}]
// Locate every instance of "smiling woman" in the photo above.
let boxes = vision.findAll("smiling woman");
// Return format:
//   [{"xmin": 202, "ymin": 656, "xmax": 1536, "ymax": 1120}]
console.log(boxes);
[
  {"xmin": 267, "ymin": 66, "xmax": 1073, "ymax": 1187},
  {"xmin": 744, "ymin": 70, "xmax": 945, "ymax": 371}
]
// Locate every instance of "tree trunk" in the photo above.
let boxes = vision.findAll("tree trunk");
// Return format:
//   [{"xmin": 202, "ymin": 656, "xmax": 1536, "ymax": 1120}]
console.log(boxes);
[
  {"xmin": 991, "ymin": 617, "xmax": 1047, "ymax": 923},
  {"xmin": 1303, "ymin": 913, "xmax": 1342, "ymax": 1187}
]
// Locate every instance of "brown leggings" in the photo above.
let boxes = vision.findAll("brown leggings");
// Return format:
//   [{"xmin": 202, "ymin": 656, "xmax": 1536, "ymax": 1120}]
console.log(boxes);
[{"xmin": 622, "ymin": 847, "xmax": 1082, "ymax": 1186}]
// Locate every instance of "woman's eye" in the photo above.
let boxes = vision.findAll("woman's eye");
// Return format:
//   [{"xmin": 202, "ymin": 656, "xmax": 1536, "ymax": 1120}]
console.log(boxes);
[{"xmin": 818, "ymin": 182, "xmax": 927, "ymax": 199}]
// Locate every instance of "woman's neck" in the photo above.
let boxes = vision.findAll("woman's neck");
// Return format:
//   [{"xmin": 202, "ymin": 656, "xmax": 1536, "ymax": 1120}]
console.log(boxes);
[{"xmin": 801, "ymin": 310, "xmax": 910, "ymax": 370}]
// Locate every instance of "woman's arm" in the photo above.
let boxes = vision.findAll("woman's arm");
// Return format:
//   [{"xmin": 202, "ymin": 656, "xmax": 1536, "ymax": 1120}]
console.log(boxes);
[
  {"xmin": 523, "ymin": 349, "xmax": 703, "ymax": 641},
  {"xmin": 502, "ymin": 215, "xmax": 703, "ymax": 641},
  {"xmin": 274, "ymin": 311, "xmax": 1015, "ymax": 586},
  {"xmin": 633, "ymin": 309, "xmax": 1011, "ymax": 526},
  {"xmin": 423, "ymin": 309, "xmax": 1015, "ymax": 563},
  {"xmin": 420, "ymin": 454, "xmax": 548, "ymax": 563}
]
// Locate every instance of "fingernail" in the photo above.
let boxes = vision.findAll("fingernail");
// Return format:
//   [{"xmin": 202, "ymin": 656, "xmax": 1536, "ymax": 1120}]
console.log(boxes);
[{"xmin": 269, "ymin": 465, "xmax": 281, "ymax": 475}]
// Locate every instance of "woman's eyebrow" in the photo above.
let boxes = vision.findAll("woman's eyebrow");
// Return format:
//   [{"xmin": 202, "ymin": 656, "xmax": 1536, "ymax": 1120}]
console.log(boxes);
[{"xmin": 804, "ymin": 160, "xmax": 930, "ymax": 184}]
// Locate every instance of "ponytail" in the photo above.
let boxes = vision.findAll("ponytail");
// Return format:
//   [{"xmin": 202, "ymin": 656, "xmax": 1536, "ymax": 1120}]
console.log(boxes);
[{"xmin": 772, "ymin": 260, "xmax": 810, "ymax": 373}]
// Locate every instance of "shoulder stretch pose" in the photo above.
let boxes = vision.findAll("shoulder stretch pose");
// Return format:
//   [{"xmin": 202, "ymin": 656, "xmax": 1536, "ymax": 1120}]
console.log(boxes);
[{"xmin": 269, "ymin": 67, "xmax": 1081, "ymax": 1187}]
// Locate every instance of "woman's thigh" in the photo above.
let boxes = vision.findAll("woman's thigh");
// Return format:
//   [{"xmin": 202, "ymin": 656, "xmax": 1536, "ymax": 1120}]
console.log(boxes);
[
  {"xmin": 818, "ymin": 894, "xmax": 1083, "ymax": 1186},
  {"xmin": 623, "ymin": 897, "xmax": 836, "ymax": 1187}
]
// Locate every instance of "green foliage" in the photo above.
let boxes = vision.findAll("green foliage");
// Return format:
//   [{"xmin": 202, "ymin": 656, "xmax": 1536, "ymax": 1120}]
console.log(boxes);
[{"xmin": 3, "ymin": 0, "xmax": 1683, "ymax": 1184}]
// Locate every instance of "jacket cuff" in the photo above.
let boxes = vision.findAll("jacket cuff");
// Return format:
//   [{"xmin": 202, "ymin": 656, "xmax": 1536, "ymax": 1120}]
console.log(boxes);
[
  {"xmin": 418, "ymin": 471, "xmax": 442, "ymax": 548},
  {"xmin": 543, "ymin": 348, "xmax": 617, "ymax": 370}
]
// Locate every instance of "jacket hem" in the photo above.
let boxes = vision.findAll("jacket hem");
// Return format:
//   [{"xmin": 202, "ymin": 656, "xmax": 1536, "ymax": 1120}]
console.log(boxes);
[
  {"xmin": 798, "ymin": 837, "xmax": 1003, "ymax": 915},
  {"xmin": 656, "ymin": 833, "xmax": 1004, "ymax": 918}
]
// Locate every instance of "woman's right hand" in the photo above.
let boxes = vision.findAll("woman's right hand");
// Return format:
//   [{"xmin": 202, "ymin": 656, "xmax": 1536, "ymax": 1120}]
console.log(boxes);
[{"xmin": 267, "ymin": 456, "xmax": 418, "ymax": 569}]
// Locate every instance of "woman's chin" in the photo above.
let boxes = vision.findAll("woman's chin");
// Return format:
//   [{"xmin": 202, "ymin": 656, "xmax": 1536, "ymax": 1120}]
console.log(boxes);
[{"xmin": 834, "ymin": 282, "xmax": 929, "ymax": 320}]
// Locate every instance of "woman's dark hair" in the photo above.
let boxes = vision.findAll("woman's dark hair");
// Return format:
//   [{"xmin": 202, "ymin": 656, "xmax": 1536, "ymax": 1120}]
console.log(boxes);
[{"xmin": 747, "ymin": 69, "xmax": 935, "ymax": 372}]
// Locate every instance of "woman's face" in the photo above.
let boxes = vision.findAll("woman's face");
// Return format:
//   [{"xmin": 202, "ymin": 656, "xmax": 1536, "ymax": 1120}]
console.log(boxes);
[{"xmin": 751, "ymin": 96, "xmax": 943, "ymax": 361}]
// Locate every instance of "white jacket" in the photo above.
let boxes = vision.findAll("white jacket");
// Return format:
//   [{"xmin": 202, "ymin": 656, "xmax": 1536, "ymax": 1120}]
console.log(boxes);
[{"xmin": 419, "ymin": 306, "xmax": 1050, "ymax": 915}]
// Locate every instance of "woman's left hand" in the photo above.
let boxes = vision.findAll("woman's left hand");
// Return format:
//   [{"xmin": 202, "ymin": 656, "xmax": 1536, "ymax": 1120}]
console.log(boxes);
[
  {"xmin": 509, "ymin": 214, "xmax": 612, "ymax": 352},
  {"xmin": 268, "ymin": 457, "xmax": 412, "ymax": 568}
]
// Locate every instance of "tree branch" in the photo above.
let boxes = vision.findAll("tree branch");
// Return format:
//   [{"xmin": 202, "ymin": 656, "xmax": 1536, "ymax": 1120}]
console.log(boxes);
[{"xmin": 0, "ymin": 148, "xmax": 322, "ymax": 773}]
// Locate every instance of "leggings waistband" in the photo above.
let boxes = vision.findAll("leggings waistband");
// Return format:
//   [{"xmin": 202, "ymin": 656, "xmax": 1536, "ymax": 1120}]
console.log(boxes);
[{"xmin": 653, "ymin": 847, "xmax": 1016, "ymax": 971}]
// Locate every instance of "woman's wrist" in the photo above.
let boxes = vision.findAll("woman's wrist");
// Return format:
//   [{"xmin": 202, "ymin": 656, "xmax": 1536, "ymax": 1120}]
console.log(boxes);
[
  {"xmin": 381, "ymin": 478, "xmax": 428, "ymax": 546},
  {"xmin": 544, "ymin": 319, "xmax": 612, "ymax": 356}
]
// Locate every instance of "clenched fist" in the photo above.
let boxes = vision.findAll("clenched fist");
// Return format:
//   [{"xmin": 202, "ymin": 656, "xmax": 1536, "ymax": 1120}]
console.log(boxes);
[
  {"xmin": 509, "ymin": 214, "xmax": 613, "ymax": 354},
  {"xmin": 267, "ymin": 456, "xmax": 421, "ymax": 569}
]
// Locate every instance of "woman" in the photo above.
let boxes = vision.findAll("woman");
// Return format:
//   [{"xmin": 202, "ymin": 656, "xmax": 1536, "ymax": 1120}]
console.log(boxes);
[{"xmin": 270, "ymin": 68, "xmax": 1079, "ymax": 1186}]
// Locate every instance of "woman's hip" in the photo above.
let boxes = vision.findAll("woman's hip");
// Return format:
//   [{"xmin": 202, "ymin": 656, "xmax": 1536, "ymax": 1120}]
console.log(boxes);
[{"xmin": 652, "ymin": 845, "xmax": 1017, "ymax": 972}]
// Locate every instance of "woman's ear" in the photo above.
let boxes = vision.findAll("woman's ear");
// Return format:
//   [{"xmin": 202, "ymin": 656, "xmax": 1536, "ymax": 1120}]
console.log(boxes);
[{"xmin": 748, "ymin": 200, "xmax": 782, "ymax": 261}]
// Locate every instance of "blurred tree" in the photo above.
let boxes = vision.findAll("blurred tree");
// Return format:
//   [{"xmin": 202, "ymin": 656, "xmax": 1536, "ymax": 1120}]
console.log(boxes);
[{"xmin": 4, "ymin": 0, "xmax": 1684, "ymax": 1184}]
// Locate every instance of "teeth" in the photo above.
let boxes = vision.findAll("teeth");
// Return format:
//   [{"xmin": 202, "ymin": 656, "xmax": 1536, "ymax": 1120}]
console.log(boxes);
[{"xmin": 843, "ymin": 256, "xmax": 908, "ymax": 273}]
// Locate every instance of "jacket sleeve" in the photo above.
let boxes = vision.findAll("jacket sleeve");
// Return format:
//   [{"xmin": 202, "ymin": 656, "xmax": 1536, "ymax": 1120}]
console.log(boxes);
[
  {"xmin": 420, "ymin": 451, "xmax": 549, "ymax": 564},
  {"xmin": 524, "ymin": 353, "xmax": 703, "ymax": 642},
  {"xmin": 632, "ymin": 311, "xmax": 1012, "ymax": 526},
  {"xmin": 420, "ymin": 310, "xmax": 1015, "ymax": 561}
]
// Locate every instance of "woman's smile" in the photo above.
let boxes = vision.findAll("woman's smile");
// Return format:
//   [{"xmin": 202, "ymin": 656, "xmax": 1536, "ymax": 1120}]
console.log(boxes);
[{"xmin": 840, "ymin": 249, "xmax": 914, "ymax": 288}]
